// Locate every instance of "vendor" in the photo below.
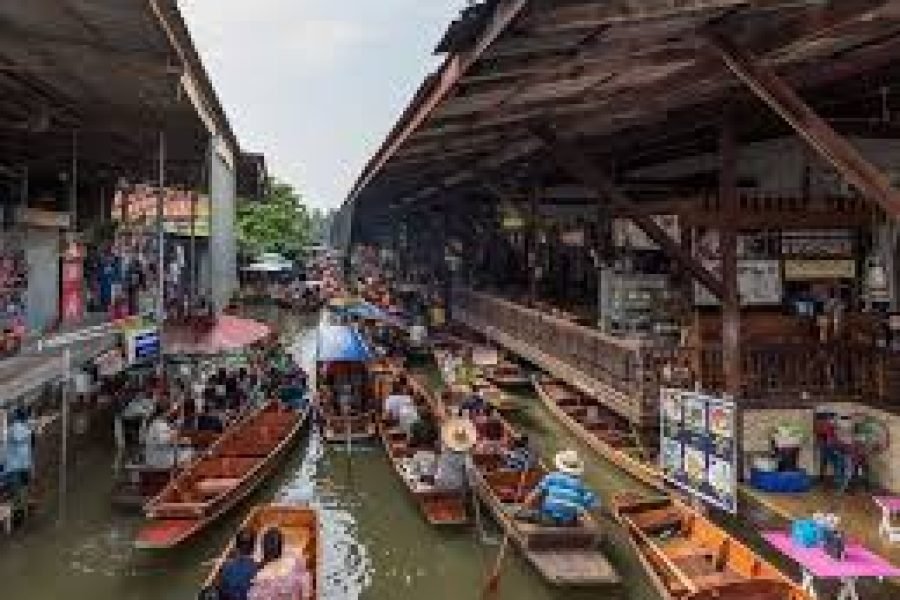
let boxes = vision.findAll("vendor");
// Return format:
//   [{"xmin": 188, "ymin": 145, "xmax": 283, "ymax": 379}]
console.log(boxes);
[
  {"xmin": 4, "ymin": 408, "xmax": 33, "ymax": 492},
  {"xmin": 143, "ymin": 408, "xmax": 177, "ymax": 469}
]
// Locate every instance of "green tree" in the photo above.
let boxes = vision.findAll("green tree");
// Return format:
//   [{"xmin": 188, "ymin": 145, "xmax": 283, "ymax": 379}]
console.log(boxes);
[{"xmin": 237, "ymin": 177, "xmax": 312, "ymax": 260}]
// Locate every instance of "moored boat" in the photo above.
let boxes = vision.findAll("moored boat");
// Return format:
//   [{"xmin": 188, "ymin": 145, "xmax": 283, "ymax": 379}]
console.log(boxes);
[
  {"xmin": 612, "ymin": 493, "xmax": 811, "ymax": 600},
  {"xmin": 379, "ymin": 375, "xmax": 468, "ymax": 526},
  {"xmin": 134, "ymin": 401, "xmax": 309, "ymax": 549},
  {"xmin": 201, "ymin": 504, "xmax": 320, "ymax": 599},
  {"xmin": 534, "ymin": 375, "xmax": 663, "ymax": 490},
  {"xmin": 314, "ymin": 324, "xmax": 379, "ymax": 443},
  {"xmin": 468, "ymin": 419, "xmax": 619, "ymax": 587}
]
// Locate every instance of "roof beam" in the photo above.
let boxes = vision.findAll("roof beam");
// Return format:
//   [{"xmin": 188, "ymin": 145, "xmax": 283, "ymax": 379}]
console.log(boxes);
[
  {"xmin": 705, "ymin": 31, "xmax": 900, "ymax": 218},
  {"xmin": 532, "ymin": 122, "xmax": 726, "ymax": 300}
]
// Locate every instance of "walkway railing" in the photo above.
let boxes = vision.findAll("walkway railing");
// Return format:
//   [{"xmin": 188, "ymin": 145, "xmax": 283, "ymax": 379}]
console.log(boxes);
[
  {"xmin": 452, "ymin": 289, "xmax": 900, "ymax": 417},
  {"xmin": 452, "ymin": 289, "xmax": 659, "ymax": 424}
]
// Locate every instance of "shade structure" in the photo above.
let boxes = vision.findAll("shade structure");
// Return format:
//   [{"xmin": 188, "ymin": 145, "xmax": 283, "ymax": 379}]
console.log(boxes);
[
  {"xmin": 316, "ymin": 325, "xmax": 372, "ymax": 363},
  {"xmin": 164, "ymin": 315, "xmax": 271, "ymax": 356}
]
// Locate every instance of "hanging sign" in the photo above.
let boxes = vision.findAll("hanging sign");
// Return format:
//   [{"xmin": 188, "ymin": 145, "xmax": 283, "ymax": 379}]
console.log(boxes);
[
  {"xmin": 126, "ymin": 327, "xmax": 160, "ymax": 364},
  {"xmin": 60, "ymin": 241, "xmax": 85, "ymax": 324},
  {"xmin": 783, "ymin": 259, "xmax": 856, "ymax": 281},
  {"xmin": 660, "ymin": 388, "xmax": 738, "ymax": 513}
]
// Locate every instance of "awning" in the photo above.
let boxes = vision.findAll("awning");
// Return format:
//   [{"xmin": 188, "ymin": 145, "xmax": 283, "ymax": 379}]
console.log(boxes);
[
  {"xmin": 163, "ymin": 315, "xmax": 271, "ymax": 356},
  {"xmin": 316, "ymin": 325, "xmax": 372, "ymax": 363}
]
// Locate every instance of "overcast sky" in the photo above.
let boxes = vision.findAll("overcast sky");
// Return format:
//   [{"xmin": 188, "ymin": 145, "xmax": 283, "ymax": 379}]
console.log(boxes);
[{"xmin": 179, "ymin": 0, "xmax": 464, "ymax": 210}]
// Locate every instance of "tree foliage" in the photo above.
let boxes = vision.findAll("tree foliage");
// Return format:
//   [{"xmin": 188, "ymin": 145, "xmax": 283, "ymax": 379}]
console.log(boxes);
[{"xmin": 237, "ymin": 177, "xmax": 312, "ymax": 259}]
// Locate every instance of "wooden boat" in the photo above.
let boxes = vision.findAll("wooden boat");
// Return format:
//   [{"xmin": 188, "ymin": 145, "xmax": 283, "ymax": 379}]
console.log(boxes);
[
  {"xmin": 379, "ymin": 376, "xmax": 468, "ymax": 526},
  {"xmin": 534, "ymin": 376, "xmax": 663, "ymax": 491},
  {"xmin": 612, "ymin": 493, "xmax": 811, "ymax": 600},
  {"xmin": 134, "ymin": 402, "xmax": 309, "ymax": 549},
  {"xmin": 433, "ymin": 342, "xmax": 518, "ymax": 413},
  {"xmin": 315, "ymin": 324, "xmax": 379, "ymax": 444},
  {"xmin": 201, "ymin": 504, "xmax": 320, "ymax": 599},
  {"xmin": 468, "ymin": 419, "xmax": 619, "ymax": 587},
  {"xmin": 485, "ymin": 358, "xmax": 531, "ymax": 389}
]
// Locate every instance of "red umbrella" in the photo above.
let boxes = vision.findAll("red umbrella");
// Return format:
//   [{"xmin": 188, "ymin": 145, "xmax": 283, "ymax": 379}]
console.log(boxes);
[{"xmin": 163, "ymin": 315, "xmax": 271, "ymax": 355}]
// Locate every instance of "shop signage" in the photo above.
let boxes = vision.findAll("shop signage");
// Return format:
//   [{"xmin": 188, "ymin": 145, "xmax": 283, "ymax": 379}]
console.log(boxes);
[
  {"xmin": 660, "ymin": 388, "xmax": 738, "ymax": 513},
  {"xmin": 60, "ymin": 241, "xmax": 85, "ymax": 324},
  {"xmin": 784, "ymin": 259, "xmax": 856, "ymax": 281},
  {"xmin": 781, "ymin": 230, "xmax": 853, "ymax": 257},
  {"xmin": 126, "ymin": 327, "xmax": 160, "ymax": 364},
  {"xmin": 695, "ymin": 259, "xmax": 782, "ymax": 306},
  {"xmin": 17, "ymin": 207, "xmax": 71, "ymax": 229}
]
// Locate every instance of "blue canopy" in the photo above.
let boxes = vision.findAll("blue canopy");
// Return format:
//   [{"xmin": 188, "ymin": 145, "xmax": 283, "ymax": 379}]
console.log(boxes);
[
  {"xmin": 334, "ymin": 302, "xmax": 406, "ymax": 328},
  {"xmin": 316, "ymin": 325, "xmax": 372, "ymax": 363}
]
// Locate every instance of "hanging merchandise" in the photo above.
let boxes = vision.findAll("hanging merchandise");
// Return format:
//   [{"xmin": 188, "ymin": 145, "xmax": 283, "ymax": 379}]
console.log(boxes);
[{"xmin": 0, "ymin": 233, "xmax": 27, "ymax": 356}]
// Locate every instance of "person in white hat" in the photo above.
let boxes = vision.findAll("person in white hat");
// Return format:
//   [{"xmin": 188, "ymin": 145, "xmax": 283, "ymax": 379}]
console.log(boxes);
[{"xmin": 519, "ymin": 449, "xmax": 597, "ymax": 527}]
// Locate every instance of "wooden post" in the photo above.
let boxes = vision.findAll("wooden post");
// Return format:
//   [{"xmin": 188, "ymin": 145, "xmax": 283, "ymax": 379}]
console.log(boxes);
[
  {"xmin": 719, "ymin": 109, "xmax": 741, "ymax": 398},
  {"xmin": 527, "ymin": 184, "xmax": 539, "ymax": 305}
]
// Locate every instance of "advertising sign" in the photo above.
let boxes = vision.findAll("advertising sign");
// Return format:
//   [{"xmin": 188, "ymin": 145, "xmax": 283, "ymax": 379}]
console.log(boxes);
[
  {"xmin": 783, "ymin": 259, "xmax": 856, "ymax": 281},
  {"xmin": 60, "ymin": 241, "xmax": 85, "ymax": 324},
  {"xmin": 660, "ymin": 388, "xmax": 738, "ymax": 513},
  {"xmin": 127, "ymin": 327, "xmax": 160, "ymax": 364}
]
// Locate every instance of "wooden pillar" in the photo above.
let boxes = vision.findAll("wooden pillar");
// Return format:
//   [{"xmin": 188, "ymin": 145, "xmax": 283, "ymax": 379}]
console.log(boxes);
[
  {"xmin": 720, "ymin": 110, "xmax": 741, "ymax": 398},
  {"xmin": 527, "ymin": 185, "xmax": 539, "ymax": 305}
]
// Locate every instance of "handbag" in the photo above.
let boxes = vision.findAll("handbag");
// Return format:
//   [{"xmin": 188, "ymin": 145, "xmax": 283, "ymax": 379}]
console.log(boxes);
[{"xmin": 822, "ymin": 528, "xmax": 846, "ymax": 561}]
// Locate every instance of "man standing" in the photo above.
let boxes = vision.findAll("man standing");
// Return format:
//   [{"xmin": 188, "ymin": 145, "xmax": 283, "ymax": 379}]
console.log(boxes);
[{"xmin": 6, "ymin": 408, "xmax": 33, "ymax": 493}]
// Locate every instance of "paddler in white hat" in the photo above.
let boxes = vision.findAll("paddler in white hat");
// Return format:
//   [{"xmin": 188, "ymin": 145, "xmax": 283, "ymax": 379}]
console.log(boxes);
[
  {"xmin": 429, "ymin": 416, "xmax": 477, "ymax": 491},
  {"xmin": 518, "ymin": 449, "xmax": 597, "ymax": 527}
]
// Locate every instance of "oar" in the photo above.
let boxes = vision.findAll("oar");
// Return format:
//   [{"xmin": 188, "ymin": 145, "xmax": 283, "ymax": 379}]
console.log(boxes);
[
  {"xmin": 466, "ymin": 456, "xmax": 499, "ymax": 546},
  {"xmin": 482, "ymin": 466, "xmax": 530, "ymax": 599}
]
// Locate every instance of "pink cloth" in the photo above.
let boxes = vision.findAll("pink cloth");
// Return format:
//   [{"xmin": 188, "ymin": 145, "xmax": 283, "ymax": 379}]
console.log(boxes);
[
  {"xmin": 874, "ymin": 497, "xmax": 900, "ymax": 512},
  {"xmin": 763, "ymin": 532, "xmax": 900, "ymax": 578},
  {"xmin": 247, "ymin": 556, "xmax": 312, "ymax": 600}
]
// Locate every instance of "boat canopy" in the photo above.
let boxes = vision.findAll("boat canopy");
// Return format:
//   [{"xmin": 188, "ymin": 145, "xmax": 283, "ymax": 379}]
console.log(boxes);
[{"xmin": 316, "ymin": 325, "xmax": 372, "ymax": 363}]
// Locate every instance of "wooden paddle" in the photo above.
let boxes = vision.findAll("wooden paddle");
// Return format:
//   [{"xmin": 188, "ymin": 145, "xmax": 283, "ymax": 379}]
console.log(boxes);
[{"xmin": 482, "ymin": 466, "xmax": 530, "ymax": 598}]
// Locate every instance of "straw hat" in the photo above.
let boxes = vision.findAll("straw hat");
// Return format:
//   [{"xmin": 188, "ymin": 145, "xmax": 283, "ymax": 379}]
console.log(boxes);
[
  {"xmin": 554, "ymin": 449, "xmax": 585, "ymax": 476},
  {"xmin": 441, "ymin": 417, "xmax": 477, "ymax": 453}
]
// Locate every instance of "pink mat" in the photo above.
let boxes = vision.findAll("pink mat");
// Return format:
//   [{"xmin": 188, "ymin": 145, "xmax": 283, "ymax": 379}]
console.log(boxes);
[{"xmin": 763, "ymin": 532, "xmax": 900, "ymax": 578}]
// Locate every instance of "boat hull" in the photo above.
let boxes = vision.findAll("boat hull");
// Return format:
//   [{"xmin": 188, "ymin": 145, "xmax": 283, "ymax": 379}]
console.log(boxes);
[{"xmin": 135, "ymin": 403, "xmax": 310, "ymax": 549}]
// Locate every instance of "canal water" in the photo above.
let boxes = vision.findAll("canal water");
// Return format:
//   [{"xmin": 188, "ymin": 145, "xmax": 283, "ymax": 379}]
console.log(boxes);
[{"xmin": 0, "ymin": 310, "xmax": 659, "ymax": 599}]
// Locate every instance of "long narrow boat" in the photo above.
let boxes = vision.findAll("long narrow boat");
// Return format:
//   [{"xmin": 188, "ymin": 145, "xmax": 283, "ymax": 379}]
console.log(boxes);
[
  {"xmin": 134, "ymin": 401, "xmax": 309, "ymax": 549},
  {"xmin": 467, "ymin": 424, "xmax": 619, "ymax": 586},
  {"xmin": 612, "ymin": 493, "xmax": 811, "ymax": 600},
  {"xmin": 534, "ymin": 375, "xmax": 663, "ymax": 491},
  {"xmin": 201, "ymin": 504, "xmax": 320, "ymax": 599},
  {"xmin": 379, "ymin": 376, "xmax": 469, "ymax": 526},
  {"xmin": 315, "ymin": 324, "xmax": 379, "ymax": 443}
]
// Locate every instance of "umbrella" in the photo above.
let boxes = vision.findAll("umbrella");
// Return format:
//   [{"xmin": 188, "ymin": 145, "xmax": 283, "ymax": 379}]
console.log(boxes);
[{"xmin": 163, "ymin": 315, "xmax": 271, "ymax": 356}]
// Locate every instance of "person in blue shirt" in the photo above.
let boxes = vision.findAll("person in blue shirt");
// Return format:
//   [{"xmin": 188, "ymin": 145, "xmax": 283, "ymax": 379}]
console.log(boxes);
[
  {"xmin": 519, "ymin": 449, "xmax": 597, "ymax": 526},
  {"xmin": 5, "ymin": 407, "xmax": 33, "ymax": 491},
  {"xmin": 216, "ymin": 528, "xmax": 259, "ymax": 600}
]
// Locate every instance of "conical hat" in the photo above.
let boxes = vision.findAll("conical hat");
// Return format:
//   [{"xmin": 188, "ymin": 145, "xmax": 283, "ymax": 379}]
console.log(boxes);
[{"xmin": 441, "ymin": 417, "xmax": 477, "ymax": 453}]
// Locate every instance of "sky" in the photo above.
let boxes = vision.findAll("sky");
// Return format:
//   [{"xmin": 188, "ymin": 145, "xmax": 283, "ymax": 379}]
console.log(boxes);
[{"xmin": 179, "ymin": 0, "xmax": 465, "ymax": 211}]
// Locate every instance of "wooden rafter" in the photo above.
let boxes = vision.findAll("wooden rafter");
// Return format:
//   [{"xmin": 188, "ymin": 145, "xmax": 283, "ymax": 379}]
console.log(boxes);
[
  {"xmin": 705, "ymin": 31, "xmax": 900, "ymax": 218},
  {"xmin": 532, "ymin": 122, "xmax": 726, "ymax": 299}
]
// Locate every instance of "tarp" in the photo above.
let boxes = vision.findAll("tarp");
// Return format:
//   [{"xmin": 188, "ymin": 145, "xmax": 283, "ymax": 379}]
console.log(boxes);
[
  {"xmin": 163, "ymin": 315, "xmax": 271, "ymax": 355},
  {"xmin": 316, "ymin": 325, "xmax": 372, "ymax": 363}
]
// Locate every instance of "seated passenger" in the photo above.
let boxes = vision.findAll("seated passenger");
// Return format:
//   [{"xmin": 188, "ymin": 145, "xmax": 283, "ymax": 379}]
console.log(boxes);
[
  {"xmin": 248, "ymin": 528, "xmax": 312, "ymax": 600},
  {"xmin": 503, "ymin": 434, "xmax": 535, "ymax": 472},
  {"xmin": 217, "ymin": 528, "xmax": 258, "ymax": 600},
  {"xmin": 519, "ymin": 450, "xmax": 597, "ymax": 527}
]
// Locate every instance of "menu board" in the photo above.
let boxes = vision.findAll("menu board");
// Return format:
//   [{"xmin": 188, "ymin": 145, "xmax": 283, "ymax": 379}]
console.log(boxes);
[{"xmin": 660, "ymin": 388, "xmax": 738, "ymax": 513}]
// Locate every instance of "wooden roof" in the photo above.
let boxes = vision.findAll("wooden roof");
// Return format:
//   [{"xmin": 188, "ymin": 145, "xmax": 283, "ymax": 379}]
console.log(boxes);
[
  {"xmin": 346, "ymin": 0, "xmax": 900, "ymax": 242},
  {"xmin": 0, "ymin": 0, "xmax": 241, "ymax": 187}
]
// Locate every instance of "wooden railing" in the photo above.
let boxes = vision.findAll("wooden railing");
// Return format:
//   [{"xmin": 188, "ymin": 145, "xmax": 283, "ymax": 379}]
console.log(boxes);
[
  {"xmin": 452, "ymin": 289, "xmax": 660, "ymax": 423},
  {"xmin": 667, "ymin": 342, "xmax": 900, "ymax": 407},
  {"xmin": 452, "ymin": 289, "xmax": 900, "ymax": 417}
]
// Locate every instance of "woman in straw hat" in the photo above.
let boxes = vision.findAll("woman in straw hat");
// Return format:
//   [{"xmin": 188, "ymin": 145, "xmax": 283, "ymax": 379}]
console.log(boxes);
[{"xmin": 518, "ymin": 449, "xmax": 597, "ymax": 527}]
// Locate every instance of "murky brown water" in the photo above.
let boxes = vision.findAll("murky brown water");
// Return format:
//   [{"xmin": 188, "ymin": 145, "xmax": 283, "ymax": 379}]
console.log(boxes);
[{"xmin": 0, "ymin": 309, "xmax": 661, "ymax": 599}]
